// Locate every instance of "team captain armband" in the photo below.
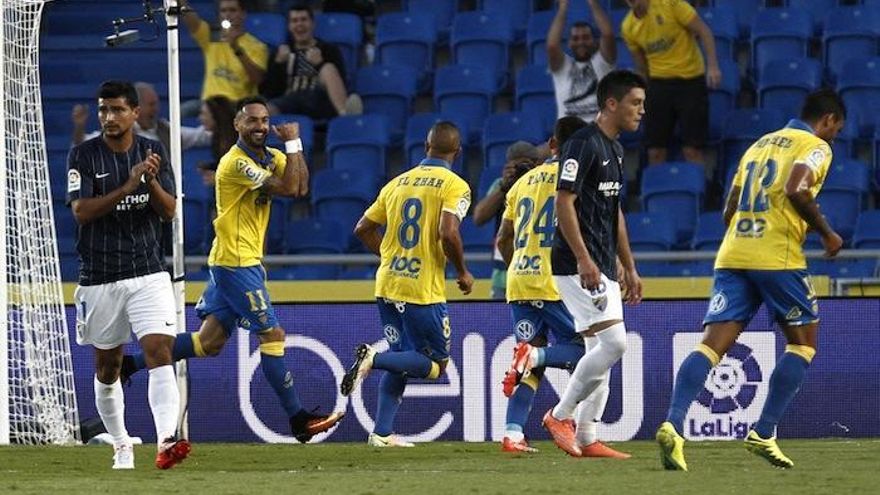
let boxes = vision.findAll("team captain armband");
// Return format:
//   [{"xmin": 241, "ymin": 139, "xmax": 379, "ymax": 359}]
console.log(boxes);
[{"xmin": 235, "ymin": 158, "xmax": 271, "ymax": 189}]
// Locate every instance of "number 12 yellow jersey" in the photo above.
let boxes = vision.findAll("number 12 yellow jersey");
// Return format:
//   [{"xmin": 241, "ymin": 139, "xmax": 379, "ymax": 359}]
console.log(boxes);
[
  {"xmin": 364, "ymin": 160, "xmax": 471, "ymax": 305},
  {"xmin": 716, "ymin": 120, "xmax": 833, "ymax": 270},
  {"xmin": 503, "ymin": 161, "xmax": 562, "ymax": 302}
]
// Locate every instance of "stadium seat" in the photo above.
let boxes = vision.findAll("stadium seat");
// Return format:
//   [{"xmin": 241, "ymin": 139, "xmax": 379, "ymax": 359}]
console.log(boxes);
[
  {"xmin": 750, "ymin": 8, "xmax": 812, "ymax": 81},
  {"xmin": 838, "ymin": 57, "xmax": 880, "ymax": 136},
  {"xmin": 482, "ymin": 112, "xmax": 545, "ymax": 170},
  {"xmin": 48, "ymin": 150, "xmax": 69, "ymax": 199},
  {"xmin": 625, "ymin": 212, "xmax": 677, "ymax": 251},
  {"xmin": 526, "ymin": 10, "xmax": 557, "ymax": 66},
  {"xmin": 285, "ymin": 219, "xmax": 349, "ymax": 254},
  {"xmin": 831, "ymin": 110, "xmax": 860, "ymax": 159},
  {"xmin": 823, "ymin": 6, "xmax": 879, "ymax": 82},
  {"xmin": 714, "ymin": 0, "xmax": 763, "ymax": 38},
  {"xmin": 614, "ymin": 37, "xmax": 636, "ymax": 70},
  {"xmin": 311, "ymin": 168, "xmax": 376, "ymax": 229},
  {"xmin": 53, "ymin": 200, "xmax": 76, "ymax": 239},
  {"xmin": 266, "ymin": 198, "xmax": 292, "ymax": 253},
  {"xmin": 183, "ymin": 198, "xmax": 210, "ymax": 255},
  {"xmin": 447, "ymin": 261, "xmax": 494, "ymax": 279},
  {"xmin": 515, "ymin": 65, "xmax": 557, "ymax": 137},
  {"xmin": 338, "ymin": 265, "xmax": 378, "ymax": 280},
  {"xmin": 698, "ymin": 6, "xmax": 739, "ymax": 60},
  {"xmin": 326, "ymin": 114, "xmax": 390, "ymax": 179},
  {"xmin": 655, "ymin": 260, "xmax": 715, "ymax": 277},
  {"xmin": 479, "ymin": 0, "xmax": 532, "ymax": 41},
  {"xmin": 757, "ymin": 57, "xmax": 822, "ymax": 118},
  {"xmin": 460, "ymin": 217, "xmax": 496, "ymax": 252},
  {"xmin": 267, "ymin": 114, "xmax": 315, "ymax": 160},
  {"xmin": 59, "ymin": 253, "xmax": 79, "ymax": 282},
  {"xmin": 355, "ymin": 65, "xmax": 418, "ymax": 144},
  {"xmin": 375, "ymin": 12, "xmax": 437, "ymax": 91},
  {"xmin": 640, "ymin": 162, "xmax": 706, "ymax": 245},
  {"xmin": 787, "ymin": 0, "xmax": 836, "ymax": 35},
  {"xmin": 270, "ymin": 265, "xmax": 341, "ymax": 281},
  {"xmin": 314, "ymin": 13, "xmax": 362, "ymax": 84},
  {"xmin": 692, "ymin": 211, "xmax": 726, "ymax": 251},
  {"xmin": 451, "ymin": 12, "xmax": 514, "ymax": 90},
  {"xmin": 56, "ymin": 235, "xmax": 77, "ymax": 256},
  {"xmin": 404, "ymin": 0, "xmax": 457, "ymax": 43},
  {"xmin": 245, "ymin": 13, "xmax": 286, "ymax": 48},
  {"xmin": 434, "ymin": 64, "xmax": 497, "ymax": 143},
  {"xmin": 477, "ymin": 164, "xmax": 504, "ymax": 199},
  {"xmin": 852, "ymin": 210, "xmax": 880, "ymax": 249},
  {"xmin": 817, "ymin": 158, "xmax": 871, "ymax": 240},
  {"xmin": 808, "ymin": 259, "xmax": 878, "ymax": 278},
  {"xmin": 720, "ymin": 108, "xmax": 787, "ymax": 183},
  {"xmin": 404, "ymin": 113, "xmax": 468, "ymax": 173},
  {"xmin": 708, "ymin": 57, "xmax": 741, "ymax": 142}
]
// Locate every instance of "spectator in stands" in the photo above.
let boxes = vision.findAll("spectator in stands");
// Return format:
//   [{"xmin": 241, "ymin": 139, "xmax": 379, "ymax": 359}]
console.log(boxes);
[
  {"xmin": 548, "ymin": 0, "xmax": 616, "ymax": 123},
  {"xmin": 71, "ymin": 82, "xmax": 211, "ymax": 152},
  {"xmin": 621, "ymin": 0, "xmax": 721, "ymax": 166},
  {"xmin": 179, "ymin": 0, "xmax": 268, "ymax": 116},
  {"xmin": 473, "ymin": 141, "xmax": 542, "ymax": 299},
  {"xmin": 196, "ymin": 96, "xmax": 238, "ymax": 186},
  {"xmin": 261, "ymin": 4, "xmax": 362, "ymax": 119}
]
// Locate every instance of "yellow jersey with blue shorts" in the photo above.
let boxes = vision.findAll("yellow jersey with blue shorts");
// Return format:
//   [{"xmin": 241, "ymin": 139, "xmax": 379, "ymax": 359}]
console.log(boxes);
[
  {"xmin": 706, "ymin": 119, "xmax": 832, "ymax": 327},
  {"xmin": 503, "ymin": 160, "xmax": 578, "ymax": 344},
  {"xmin": 197, "ymin": 141, "xmax": 287, "ymax": 334},
  {"xmin": 365, "ymin": 158, "xmax": 471, "ymax": 362}
]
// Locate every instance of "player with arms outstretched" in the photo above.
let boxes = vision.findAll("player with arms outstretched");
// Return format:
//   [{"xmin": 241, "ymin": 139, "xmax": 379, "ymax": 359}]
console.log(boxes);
[
  {"xmin": 657, "ymin": 89, "xmax": 846, "ymax": 471},
  {"xmin": 340, "ymin": 122, "xmax": 473, "ymax": 447},
  {"xmin": 123, "ymin": 96, "xmax": 343, "ymax": 442}
]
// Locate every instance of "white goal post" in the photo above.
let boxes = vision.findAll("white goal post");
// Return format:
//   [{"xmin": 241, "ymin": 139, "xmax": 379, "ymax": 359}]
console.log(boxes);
[{"xmin": 0, "ymin": 0, "xmax": 80, "ymax": 445}]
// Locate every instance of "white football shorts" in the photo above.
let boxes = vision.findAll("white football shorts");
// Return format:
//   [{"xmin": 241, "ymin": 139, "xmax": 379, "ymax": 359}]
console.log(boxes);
[{"xmin": 554, "ymin": 273, "xmax": 623, "ymax": 332}]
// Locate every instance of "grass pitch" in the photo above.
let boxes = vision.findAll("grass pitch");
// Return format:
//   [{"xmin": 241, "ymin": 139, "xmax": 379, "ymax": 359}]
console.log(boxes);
[{"xmin": 2, "ymin": 439, "xmax": 877, "ymax": 494}]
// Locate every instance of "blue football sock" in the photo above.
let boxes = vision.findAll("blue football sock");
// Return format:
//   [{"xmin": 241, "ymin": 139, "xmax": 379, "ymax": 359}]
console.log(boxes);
[
  {"xmin": 505, "ymin": 368, "xmax": 543, "ymax": 432},
  {"xmin": 753, "ymin": 352, "xmax": 810, "ymax": 438},
  {"xmin": 666, "ymin": 351, "xmax": 714, "ymax": 434},
  {"xmin": 261, "ymin": 353, "xmax": 303, "ymax": 418},
  {"xmin": 132, "ymin": 333, "xmax": 198, "ymax": 371},
  {"xmin": 540, "ymin": 343, "xmax": 585, "ymax": 371},
  {"xmin": 373, "ymin": 351, "xmax": 434, "ymax": 378},
  {"xmin": 374, "ymin": 372, "xmax": 407, "ymax": 436}
]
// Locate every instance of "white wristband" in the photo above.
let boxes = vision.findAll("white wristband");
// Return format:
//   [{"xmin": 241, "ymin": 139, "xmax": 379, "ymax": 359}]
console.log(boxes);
[{"xmin": 285, "ymin": 138, "xmax": 303, "ymax": 154}]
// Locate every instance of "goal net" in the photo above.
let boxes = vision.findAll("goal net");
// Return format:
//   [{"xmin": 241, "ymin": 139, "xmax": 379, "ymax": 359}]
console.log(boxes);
[{"xmin": 0, "ymin": 0, "xmax": 79, "ymax": 445}]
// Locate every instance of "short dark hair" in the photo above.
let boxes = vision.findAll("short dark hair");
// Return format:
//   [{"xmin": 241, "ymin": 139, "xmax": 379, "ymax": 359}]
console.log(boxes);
[
  {"xmin": 236, "ymin": 95, "xmax": 269, "ymax": 113},
  {"xmin": 596, "ymin": 70, "xmax": 646, "ymax": 110},
  {"xmin": 97, "ymin": 80, "xmax": 138, "ymax": 107},
  {"xmin": 571, "ymin": 21, "xmax": 593, "ymax": 32},
  {"xmin": 288, "ymin": 3, "xmax": 314, "ymax": 19},
  {"xmin": 800, "ymin": 88, "xmax": 846, "ymax": 122},
  {"xmin": 219, "ymin": 0, "xmax": 245, "ymax": 10},
  {"xmin": 554, "ymin": 116, "xmax": 588, "ymax": 149}
]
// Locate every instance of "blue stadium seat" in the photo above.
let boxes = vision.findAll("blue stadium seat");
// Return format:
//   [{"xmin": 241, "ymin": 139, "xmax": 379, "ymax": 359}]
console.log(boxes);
[
  {"xmin": 852, "ymin": 210, "xmax": 880, "ymax": 249},
  {"xmin": 817, "ymin": 158, "xmax": 871, "ymax": 240},
  {"xmin": 750, "ymin": 8, "xmax": 812, "ymax": 81},
  {"xmin": 874, "ymin": 122, "xmax": 880, "ymax": 189},
  {"xmin": 479, "ymin": 0, "xmax": 532, "ymax": 41},
  {"xmin": 267, "ymin": 114, "xmax": 315, "ymax": 159},
  {"xmin": 808, "ymin": 259, "xmax": 877, "ymax": 278},
  {"xmin": 56, "ymin": 235, "xmax": 77, "ymax": 256},
  {"xmin": 708, "ymin": 57, "xmax": 741, "ymax": 142},
  {"xmin": 451, "ymin": 12, "xmax": 514, "ymax": 90},
  {"xmin": 311, "ymin": 168, "xmax": 376, "ymax": 229},
  {"xmin": 625, "ymin": 212, "xmax": 677, "ymax": 251},
  {"xmin": 757, "ymin": 57, "xmax": 822, "ymax": 118},
  {"xmin": 698, "ymin": 6, "xmax": 739, "ymax": 60},
  {"xmin": 477, "ymin": 164, "xmax": 504, "ymax": 199},
  {"xmin": 640, "ymin": 162, "xmax": 706, "ymax": 245},
  {"xmin": 787, "ymin": 0, "xmax": 836, "ymax": 35},
  {"xmin": 183, "ymin": 198, "xmax": 209, "ymax": 255},
  {"xmin": 355, "ymin": 65, "xmax": 418, "ymax": 144},
  {"xmin": 245, "ymin": 13, "xmax": 287, "ymax": 48},
  {"xmin": 447, "ymin": 261, "xmax": 494, "ymax": 279},
  {"xmin": 315, "ymin": 13, "xmax": 362, "ymax": 84},
  {"xmin": 404, "ymin": 0, "xmax": 457, "ymax": 43},
  {"xmin": 655, "ymin": 260, "xmax": 715, "ymax": 277},
  {"xmin": 48, "ymin": 150, "xmax": 69, "ymax": 199},
  {"xmin": 515, "ymin": 65, "xmax": 556, "ymax": 137},
  {"xmin": 482, "ymin": 112, "xmax": 545, "ymax": 170},
  {"xmin": 720, "ymin": 108, "xmax": 787, "ymax": 183},
  {"xmin": 823, "ymin": 6, "xmax": 879, "ymax": 82},
  {"xmin": 266, "ymin": 198, "xmax": 291, "ymax": 254},
  {"xmin": 375, "ymin": 12, "xmax": 437, "ymax": 91},
  {"xmin": 285, "ymin": 219, "xmax": 349, "ymax": 254},
  {"xmin": 526, "ymin": 10, "xmax": 557, "ymax": 66},
  {"xmin": 338, "ymin": 265, "xmax": 378, "ymax": 280},
  {"xmin": 714, "ymin": 0, "xmax": 763, "ymax": 38},
  {"xmin": 326, "ymin": 114, "xmax": 390, "ymax": 179},
  {"xmin": 270, "ymin": 265, "xmax": 341, "ymax": 281},
  {"xmin": 53, "ymin": 200, "xmax": 76, "ymax": 239},
  {"xmin": 460, "ymin": 217, "xmax": 496, "ymax": 252},
  {"xmin": 404, "ymin": 113, "xmax": 468, "ymax": 173},
  {"xmin": 692, "ymin": 211, "xmax": 726, "ymax": 251},
  {"xmin": 615, "ymin": 37, "xmax": 636, "ymax": 70},
  {"xmin": 434, "ymin": 64, "xmax": 497, "ymax": 143},
  {"xmin": 60, "ymin": 253, "xmax": 79, "ymax": 282},
  {"xmin": 837, "ymin": 57, "xmax": 880, "ymax": 137}
]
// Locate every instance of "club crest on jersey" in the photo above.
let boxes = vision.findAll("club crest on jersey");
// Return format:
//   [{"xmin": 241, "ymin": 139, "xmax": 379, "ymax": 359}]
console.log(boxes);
[
  {"xmin": 67, "ymin": 169, "xmax": 81, "ymax": 193},
  {"xmin": 708, "ymin": 292, "xmax": 728, "ymax": 315},
  {"xmin": 560, "ymin": 158, "xmax": 579, "ymax": 182},
  {"xmin": 514, "ymin": 319, "xmax": 536, "ymax": 341},
  {"xmin": 383, "ymin": 324, "xmax": 400, "ymax": 344}
]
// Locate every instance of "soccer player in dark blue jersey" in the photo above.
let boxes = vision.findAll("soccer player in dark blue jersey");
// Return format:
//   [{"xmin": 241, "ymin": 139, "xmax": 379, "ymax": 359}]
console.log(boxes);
[{"xmin": 67, "ymin": 80, "xmax": 189, "ymax": 469}]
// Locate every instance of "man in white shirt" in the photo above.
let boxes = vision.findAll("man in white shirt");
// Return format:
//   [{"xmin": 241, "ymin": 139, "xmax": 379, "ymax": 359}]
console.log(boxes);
[{"xmin": 548, "ymin": 0, "xmax": 616, "ymax": 123}]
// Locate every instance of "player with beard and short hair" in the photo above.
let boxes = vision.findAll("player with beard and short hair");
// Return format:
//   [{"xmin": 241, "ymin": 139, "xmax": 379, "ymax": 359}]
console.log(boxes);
[{"xmin": 121, "ymin": 96, "xmax": 344, "ymax": 443}]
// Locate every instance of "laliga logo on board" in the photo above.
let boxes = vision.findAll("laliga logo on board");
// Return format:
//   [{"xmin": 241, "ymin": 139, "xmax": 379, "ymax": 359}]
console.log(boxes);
[{"xmin": 674, "ymin": 332, "xmax": 775, "ymax": 440}]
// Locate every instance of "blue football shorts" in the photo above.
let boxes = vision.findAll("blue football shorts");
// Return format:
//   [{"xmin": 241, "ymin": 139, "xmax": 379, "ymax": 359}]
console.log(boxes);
[
  {"xmin": 703, "ymin": 269, "xmax": 819, "ymax": 327},
  {"xmin": 376, "ymin": 298, "xmax": 451, "ymax": 362},
  {"xmin": 509, "ymin": 300, "xmax": 581, "ymax": 346},
  {"xmin": 196, "ymin": 265, "xmax": 278, "ymax": 334}
]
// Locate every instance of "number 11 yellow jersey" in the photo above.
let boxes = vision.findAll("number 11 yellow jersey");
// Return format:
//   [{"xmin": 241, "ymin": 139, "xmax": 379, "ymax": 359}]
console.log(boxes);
[
  {"xmin": 716, "ymin": 121, "xmax": 833, "ymax": 270},
  {"xmin": 364, "ymin": 160, "xmax": 471, "ymax": 304}
]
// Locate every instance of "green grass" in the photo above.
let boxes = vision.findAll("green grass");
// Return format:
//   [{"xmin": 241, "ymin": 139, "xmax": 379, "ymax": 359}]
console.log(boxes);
[{"xmin": 1, "ymin": 439, "xmax": 877, "ymax": 494}]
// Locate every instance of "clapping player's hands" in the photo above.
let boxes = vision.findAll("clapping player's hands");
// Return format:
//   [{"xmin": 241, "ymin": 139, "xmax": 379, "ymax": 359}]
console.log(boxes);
[
  {"xmin": 126, "ymin": 151, "xmax": 162, "ymax": 193},
  {"xmin": 577, "ymin": 256, "xmax": 602, "ymax": 291},
  {"xmin": 456, "ymin": 270, "xmax": 474, "ymax": 295},
  {"xmin": 273, "ymin": 122, "xmax": 300, "ymax": 142}
]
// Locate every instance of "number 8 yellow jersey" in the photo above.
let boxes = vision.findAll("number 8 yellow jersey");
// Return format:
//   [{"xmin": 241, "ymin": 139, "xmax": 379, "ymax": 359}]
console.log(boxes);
[
  {"xmin": 364, "ymin": 160, "xmax": 471, "ymax": 304},
  {"xmin": 716, "ymin": 120, "xmax": 833, "ymax": 270}
]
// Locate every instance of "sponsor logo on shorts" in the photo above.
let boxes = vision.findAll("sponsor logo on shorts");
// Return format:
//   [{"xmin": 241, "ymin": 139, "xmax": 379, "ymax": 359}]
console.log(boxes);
[
  {"xmin": 383, "ymin": 324, "xmax": 400, "ymax": 344},
  {"xmin": 708, "ymin": 292, "xmax": 727, "ymax": 315},
  {"xmin": 514, "ymin": 319, "xmax": 536, "ymax": 341}
]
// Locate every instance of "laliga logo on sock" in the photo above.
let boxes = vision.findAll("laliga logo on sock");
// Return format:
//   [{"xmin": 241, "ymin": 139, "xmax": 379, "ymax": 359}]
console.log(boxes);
[{"xmin": 673, "ymin": 332, "xmax": 775, "ymax": 441}]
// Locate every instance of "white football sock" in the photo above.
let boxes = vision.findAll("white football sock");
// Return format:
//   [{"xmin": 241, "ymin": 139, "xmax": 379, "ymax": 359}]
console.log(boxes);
[
  {"xmin": 553, "ymin": 322, "xmax": 626, "ymax": 420},
  {"xmin": 94, "ymin": 375, "xmax": 129, "ymax": 446},
  {"xmin": 505, "ymin": 430, "xmax": 525, "ymax": 442},
  {"xmin": 148, "ymin": 365, "xmax": 180, "ymax": 446},
  {"xmin": 575, "ymin": 336, "xmax": 611, "ymax": 446}
]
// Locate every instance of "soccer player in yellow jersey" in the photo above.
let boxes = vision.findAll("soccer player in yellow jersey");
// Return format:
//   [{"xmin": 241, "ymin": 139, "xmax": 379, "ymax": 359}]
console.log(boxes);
[
  {"xmin": 657, "ymin": 89, "xmax": 847, "ymax": 471},
  {"xmin": 495, "ymin": 116, "xmax": 631, "ymax": 459},
  {"xmin": 123, "ymin": 97, "xmax": 343, "ymax": 443},
  {"xmin": 340, "ymin": 122, "xmax": 473, "ymax": 447}
]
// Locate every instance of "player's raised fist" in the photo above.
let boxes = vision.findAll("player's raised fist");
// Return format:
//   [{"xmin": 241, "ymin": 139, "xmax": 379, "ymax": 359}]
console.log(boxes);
[{"xmin": 273, "ymin": 123, "xmax": 300, "ymax": 141}]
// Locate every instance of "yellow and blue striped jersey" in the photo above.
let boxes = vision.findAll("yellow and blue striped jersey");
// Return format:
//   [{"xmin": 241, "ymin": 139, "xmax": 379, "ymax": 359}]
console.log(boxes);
[
  {"xmin": 716, "ymin": 120, "xmax": 833, "ymax": 270},
  {"xmin": 503, "ymin": 161, "xmax": 562, "ymax": 302},
  {"xmin": 365, "ymin": 159, "xmax": 472, "ymax": 305},
  {"xmin": 208, "ymin": 142, "xmax": 286, "ymax": 267}
]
